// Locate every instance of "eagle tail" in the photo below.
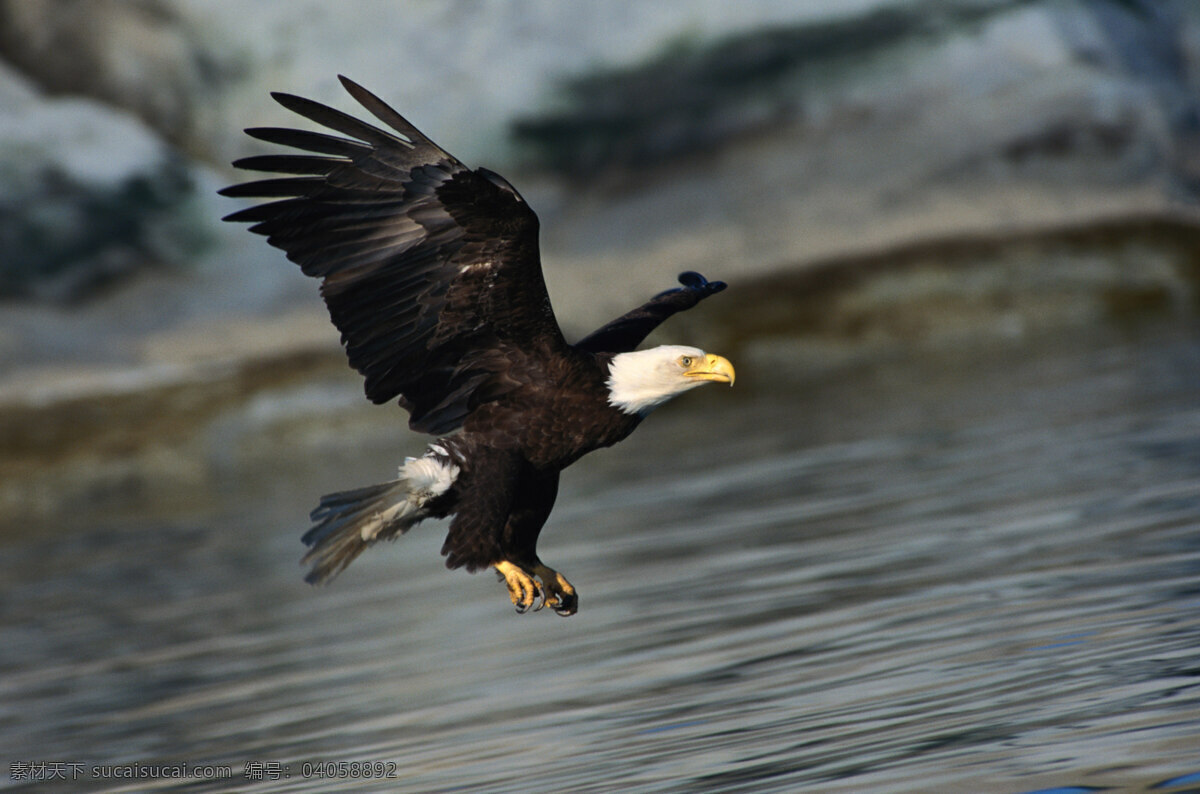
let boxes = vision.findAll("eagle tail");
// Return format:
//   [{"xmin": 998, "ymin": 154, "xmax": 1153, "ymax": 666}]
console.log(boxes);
[
  {"xmin": 300, "ymin": 450, "xmax": 460, "ymax": 584},
  {"xmin": 300, "ymin": 480, "xmax": 415, "ymax": 584}
]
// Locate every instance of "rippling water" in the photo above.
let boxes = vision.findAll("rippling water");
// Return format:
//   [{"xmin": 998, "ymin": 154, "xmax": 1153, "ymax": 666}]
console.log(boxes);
[{"xmin": 3, "ymin": 326, "xmax": 1200, "ymax": 793}]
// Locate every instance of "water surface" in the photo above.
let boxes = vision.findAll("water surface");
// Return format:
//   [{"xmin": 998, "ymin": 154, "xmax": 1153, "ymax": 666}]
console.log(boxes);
[{"xmin": 3, "ymin": 327, "xmax": 1200, "ymax": 792}]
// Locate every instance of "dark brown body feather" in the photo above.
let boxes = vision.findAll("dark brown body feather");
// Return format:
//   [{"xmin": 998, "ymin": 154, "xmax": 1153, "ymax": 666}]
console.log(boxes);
[
  {"xmin": 221, "ymin": 77, "xmax": 724, "ymax": 577},
  {"xmin": 434, "ymin": 348, "xmax": 641, "ymax": 570}
]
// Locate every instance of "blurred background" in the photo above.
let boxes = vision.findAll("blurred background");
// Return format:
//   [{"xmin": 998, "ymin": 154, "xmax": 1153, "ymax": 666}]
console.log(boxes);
[{"xmin": 3, "ymin": 1, "xmax": 1200, "ymax": 792}]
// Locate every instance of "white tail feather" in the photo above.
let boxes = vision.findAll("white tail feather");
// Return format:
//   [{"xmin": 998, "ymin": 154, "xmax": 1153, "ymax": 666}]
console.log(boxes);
[{"xmin": 302, "ymin": 447, "xmax": 460, "ymax": 583}]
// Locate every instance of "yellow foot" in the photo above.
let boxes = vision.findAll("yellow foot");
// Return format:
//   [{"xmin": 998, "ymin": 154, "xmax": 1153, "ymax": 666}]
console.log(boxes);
[
  {"xmin": 494, "ymin": 561, "xmax": 541, "ymax": 614},
  {"xmin": 532, "ymin": 563, "xmax": 578, "ymax": 617},
  {"xmin": 492, "ymin": 561, "xmax": 578, "ymax": 617}
]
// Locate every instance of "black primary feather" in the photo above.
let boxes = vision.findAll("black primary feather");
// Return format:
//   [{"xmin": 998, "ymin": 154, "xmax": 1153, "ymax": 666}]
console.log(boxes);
[{"xmin": 220, "ymin": 76, "xmax": 567, "ymax": 435}]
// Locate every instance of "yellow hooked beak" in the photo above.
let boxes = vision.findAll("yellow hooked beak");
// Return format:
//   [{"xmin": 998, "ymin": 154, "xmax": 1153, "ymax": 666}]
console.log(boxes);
[{"xmin": 684, "ymin": 353, "xmax": 736, "ymax": 386}]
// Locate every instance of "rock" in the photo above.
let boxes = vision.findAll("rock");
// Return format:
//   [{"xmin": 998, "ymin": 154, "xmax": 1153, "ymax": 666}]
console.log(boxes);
[
  {"xmin": 518, "ymin": 0, "xmax": 1200, "ymax": 303},
  {"xmin": 0, "ymin": 0, "xmax": 242, "ymax": 158},
  {"xmin": 0, "ymin": 0, "xmax": 810, "ymax": 166},
  {"xmin": 0, "ymin": 63, "xmax": 208, "ymax": 302}
]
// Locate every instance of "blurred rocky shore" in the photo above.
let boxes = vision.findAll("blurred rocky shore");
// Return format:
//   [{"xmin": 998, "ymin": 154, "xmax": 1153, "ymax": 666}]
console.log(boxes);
[{"xmin": 2, "ymin": 0, "xmax": 1199, "ymax": 522}]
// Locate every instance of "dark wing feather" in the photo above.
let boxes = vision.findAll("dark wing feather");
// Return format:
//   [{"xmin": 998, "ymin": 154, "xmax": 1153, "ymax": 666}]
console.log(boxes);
[
  {"xmin": 221, "ymin": 76, "xmax": 567, "ymax": 434},
  {"xmin": 574, "ymin": 271, "xmax": 727, "ymax": 354}
]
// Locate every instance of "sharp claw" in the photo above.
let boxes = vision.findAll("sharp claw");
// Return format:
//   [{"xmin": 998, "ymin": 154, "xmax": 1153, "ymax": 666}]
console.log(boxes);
[
  {"xmin": 496, "ymin": 561, "xmax": 545, "ymax": 615},
  {"xmin": 497, "ymin": 561, "xmax": 579, "ymax": 616}
]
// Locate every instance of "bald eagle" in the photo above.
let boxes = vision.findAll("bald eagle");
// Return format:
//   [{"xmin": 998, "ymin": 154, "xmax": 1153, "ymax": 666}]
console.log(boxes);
[{"xmin": 220, "ymin": 77, "xmax": 733, "ymax": 615}]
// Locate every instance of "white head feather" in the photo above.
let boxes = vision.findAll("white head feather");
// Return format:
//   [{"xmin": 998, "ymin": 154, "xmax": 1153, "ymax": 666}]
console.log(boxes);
[{"xmin": 606, "ymin": 345, "xmax": 732, "ymax": 416}]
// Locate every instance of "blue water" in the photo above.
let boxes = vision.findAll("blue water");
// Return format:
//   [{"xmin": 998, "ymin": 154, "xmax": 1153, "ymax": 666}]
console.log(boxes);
[{"xmin": 3, "ymin": 326, "xmax": 1200, "ymax": 792}]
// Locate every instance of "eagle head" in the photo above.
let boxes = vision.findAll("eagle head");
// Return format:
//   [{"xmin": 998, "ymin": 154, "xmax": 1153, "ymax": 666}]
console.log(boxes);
[{"xmin": 606, "ymin": 345, "xmax": 735, "ymax": 416}]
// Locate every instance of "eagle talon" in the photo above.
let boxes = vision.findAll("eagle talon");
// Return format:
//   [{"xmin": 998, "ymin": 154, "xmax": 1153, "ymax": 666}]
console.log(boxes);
[
  {"xmin": 515, "ymin": 581, "xmax": 541, "ymax": 613},
  {"xmin": 495, "ymin": 561, "xmax": 542, "ymax": 614},
  {"xmin": 533, "ymin": 563, "xmax": 578, "ymax": 617},
  {"xmin": 553, "ymin": 593, "xmax": 578, "ymax": 617}
]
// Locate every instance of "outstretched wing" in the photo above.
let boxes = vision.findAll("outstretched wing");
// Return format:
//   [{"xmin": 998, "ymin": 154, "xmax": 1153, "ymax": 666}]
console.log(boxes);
[
  {"xmin": 220, "ymin": 76, "xmax": 567, "ymax": 435},
  {"xmin": 574, "ymin": 271, "xmax": 726, "ymax": 354}
]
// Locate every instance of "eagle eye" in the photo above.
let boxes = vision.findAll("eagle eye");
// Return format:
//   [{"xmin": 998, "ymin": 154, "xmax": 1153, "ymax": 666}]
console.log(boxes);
[{"xmin": 679, "ymin": 355, "xmax": 693, "ymax": 368}]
